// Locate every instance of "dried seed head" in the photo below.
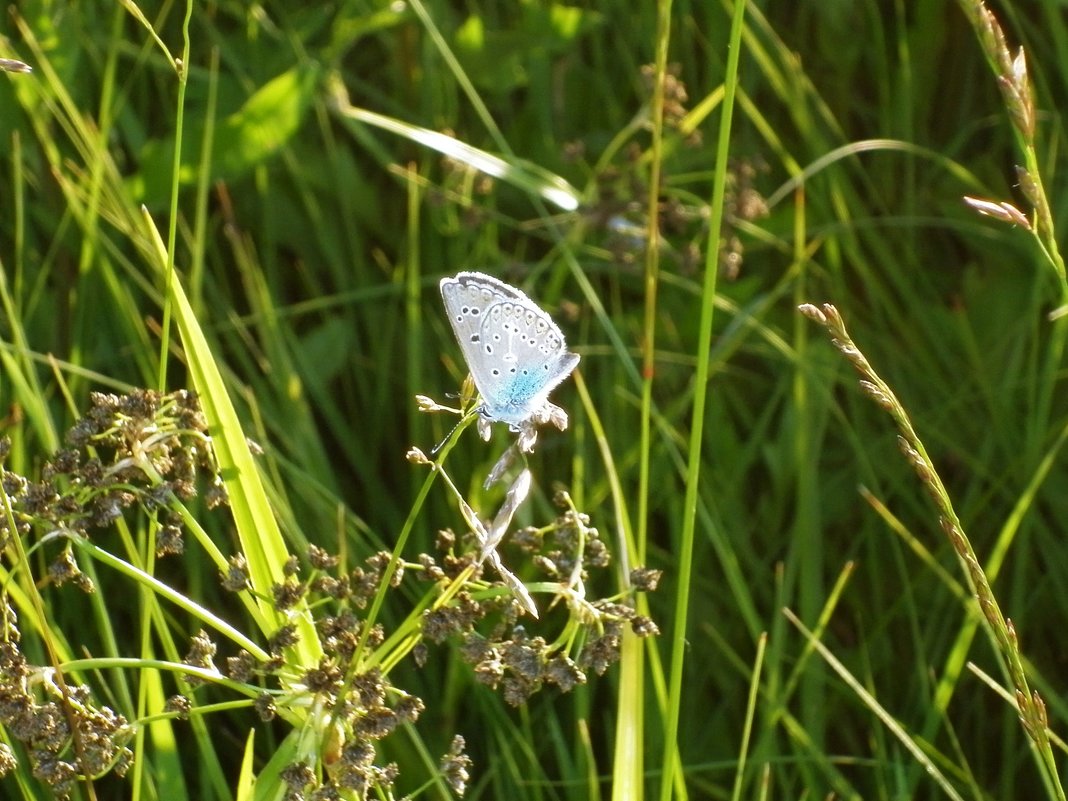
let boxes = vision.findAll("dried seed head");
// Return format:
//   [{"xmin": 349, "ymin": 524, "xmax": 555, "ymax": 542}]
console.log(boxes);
[
  {"xmin": 227, "ymin": 651, "xmax": 259, "ymax": 682},
  {"xmin": 255, "ymin": 692, "xmax": 277, "ymax": 721},
  {"xmin": 281, "ymin": 761, "xmax": 315, "ymax": 791},
  {"xmin": 268, "ymin": 623, "xmax": 300, "ymax": 654},
  {"xmin": 0, "ymin": 742, "xmax": 16, "ymax": 776},
  {"xmin": 544, "ymin": 655, "xmax": 586, "ymax": 692},
  {"xmin": 308, "ymin": 544, "xmax": 339, "ymax": 570},
  {"xmin": 963, "ymin": 196, "xmax": 1031, "ymax": 229},
  {"xmin": 440, "ymin": 734, "xmax": 472, "ymax": 796},
  {"xmin": 406, "ymin": 447, "xmax": 430, "ymax": 464},
  {"xmin": 155, "ymin": 524, "xmax": 185, "ymax": 557},
  {"xmin": 221, "ymin": 554, "xmax": 250, "ymax": 592},
  {"xmin": 164, "ymin": 695, "xmax": 192, "ymax": 719},
  {"xmin": 630, "ymin": 566, "xmax": 662, "ymax": 591},
  {"xmin": 797, "ymin": 303, "xmax": 828, "ymax": 325},
  {"xmin": 272, "ymin": 579, "xmax": 306, "ymax": 611}
]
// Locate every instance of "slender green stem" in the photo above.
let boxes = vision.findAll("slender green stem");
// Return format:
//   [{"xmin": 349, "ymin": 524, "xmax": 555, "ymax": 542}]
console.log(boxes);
[{"xmin": 659, "ymin": 3, "xmax": 747, "ymax": 800}]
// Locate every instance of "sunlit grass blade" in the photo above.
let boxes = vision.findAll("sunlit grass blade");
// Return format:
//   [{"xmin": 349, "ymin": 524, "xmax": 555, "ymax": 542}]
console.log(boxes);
[
  {"xmin": 332, "ymin": 93, "xmax": 581, "ymax": 213},
  {"xmin": 140, "ymin": 209, "xmax": 322, "ymax": 668}
]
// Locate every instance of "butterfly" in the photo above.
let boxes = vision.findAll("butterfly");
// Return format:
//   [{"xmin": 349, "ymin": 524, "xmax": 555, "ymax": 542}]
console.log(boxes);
[{"xmin": 440, "ymin": 271, "xmax": 580, "ymax": 437}]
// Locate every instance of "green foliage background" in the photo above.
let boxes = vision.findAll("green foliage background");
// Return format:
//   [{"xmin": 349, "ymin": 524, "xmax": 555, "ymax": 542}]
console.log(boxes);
[{"xmin": 2, "ymin": 0, "xmax": 1068, "ymax": 799}]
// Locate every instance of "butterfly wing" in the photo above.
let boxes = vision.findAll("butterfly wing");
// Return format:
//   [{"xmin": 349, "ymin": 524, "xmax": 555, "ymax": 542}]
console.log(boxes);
[
  {"xmin": 478, "ymin": 295, "xmax": 578, "ymax": 421},
  {"xmin": 440, "ymin": 271, "xmax": 579, "ymax": 427},
  {"xmin": 440, "ymin": 272, "xmax": 512, "ymax": 399}
]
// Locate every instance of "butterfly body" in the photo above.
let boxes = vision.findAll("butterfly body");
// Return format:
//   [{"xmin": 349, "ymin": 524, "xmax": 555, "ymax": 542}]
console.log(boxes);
[{"xmin": 440, "ymin": 271, "xmax": 580, "ymax": 430}]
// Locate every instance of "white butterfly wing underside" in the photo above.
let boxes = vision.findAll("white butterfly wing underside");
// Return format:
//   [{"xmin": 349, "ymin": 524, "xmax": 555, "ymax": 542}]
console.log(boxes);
[{"xmin": 441, "ymin": 272, "xmax": 579, "ymax": 426}]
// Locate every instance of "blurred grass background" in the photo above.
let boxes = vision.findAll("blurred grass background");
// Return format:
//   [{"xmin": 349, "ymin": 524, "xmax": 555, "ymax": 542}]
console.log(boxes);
[{"xmin": 2, "ymin": 0, "xmax": 1068, "ymax": 799}]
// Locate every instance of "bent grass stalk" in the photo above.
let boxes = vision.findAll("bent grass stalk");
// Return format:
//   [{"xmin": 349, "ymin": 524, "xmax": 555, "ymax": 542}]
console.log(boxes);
[
  {"xmin": 956, "ymin": 0, "xmax": 1068, "ymax": 306},
  {"xmin": 799, "ymin": 302, "xmax": 1065, "ymax": 801}
]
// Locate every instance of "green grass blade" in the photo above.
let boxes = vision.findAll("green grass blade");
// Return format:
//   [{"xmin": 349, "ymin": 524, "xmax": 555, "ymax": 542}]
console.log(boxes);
[{"xmin": 140, "ymin": 210, "xmax": 322, "ymax": 668}]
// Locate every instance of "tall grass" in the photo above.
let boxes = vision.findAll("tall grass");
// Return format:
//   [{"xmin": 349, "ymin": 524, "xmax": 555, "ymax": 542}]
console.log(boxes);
[{"xmin": 1, "ymin": 1, "xmax": 1068, "ymax": 799}]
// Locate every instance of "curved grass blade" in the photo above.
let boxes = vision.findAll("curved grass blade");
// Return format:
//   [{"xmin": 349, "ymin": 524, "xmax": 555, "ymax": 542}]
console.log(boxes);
[{"xmin": 333, "ymin": 96, "xmax": 581, "ymax": 213}]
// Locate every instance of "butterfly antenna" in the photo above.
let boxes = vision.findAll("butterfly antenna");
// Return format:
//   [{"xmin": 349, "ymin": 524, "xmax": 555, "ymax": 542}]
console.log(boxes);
[{"xmin": 430, "ymin": 407, "xmax": 480, "ymax": 455}]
